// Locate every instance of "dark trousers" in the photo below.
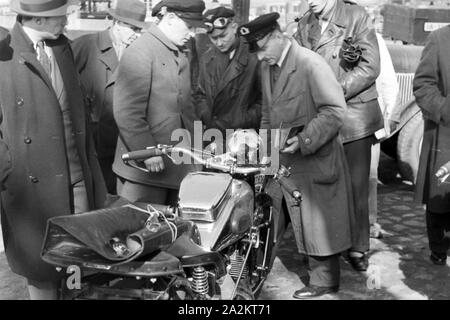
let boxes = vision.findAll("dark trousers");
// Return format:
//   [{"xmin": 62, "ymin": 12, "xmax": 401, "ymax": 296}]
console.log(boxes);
[
  {"xmin": 426, "ymin": 210, "xmax": 450, "ymax": 255},
  {"xmin": 99, "ymin": 157, "xmax": 116, "ymax": 195},
  {"xmin": 271, "ymin": 201, "xmax": 340, "ymax": 288},
  {"xmin": 116, "ymin": 177, "xmax": 179, "ymax": 206},
  {"xmin": 344, "ymin": 135, "xmax": 373, "ymax": 253}
]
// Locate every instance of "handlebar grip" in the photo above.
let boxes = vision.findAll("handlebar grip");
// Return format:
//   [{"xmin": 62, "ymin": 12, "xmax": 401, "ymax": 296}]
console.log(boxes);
[
  {"xmin": 122, "ymin": 148, "xmax": 162, "ymax": 162},
  {"xmin": 277, "ymin": 175, "xmax": 302, "ymax": 202}
]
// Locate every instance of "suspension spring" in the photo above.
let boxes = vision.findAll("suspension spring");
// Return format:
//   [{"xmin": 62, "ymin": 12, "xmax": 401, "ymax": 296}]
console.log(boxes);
[
  {"xmin": 191, "ymin": 266, "xmax": 209, "ymax": 295},
  {"xmin": 229, "ymin": 250, "xmax": 249, "ymax": 280}
]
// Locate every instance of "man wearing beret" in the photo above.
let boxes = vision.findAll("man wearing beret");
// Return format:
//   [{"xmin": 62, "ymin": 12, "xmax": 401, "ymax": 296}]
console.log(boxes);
[
  {"xmin": 0, "ymin": 0, "xmax": 106, "ymax": 299},
  {"xmin": 72, "ymin": 0, "xmax": 148, "ymax": 195},
  {"xmin": 194, "ymin": 6, "xmax": 261, "ymax": 138},
  {"xmin": 294, "ymin": 0, "xmax": 383, "ymax": 271},
  {"xmin": 239, "ymin": 12, "xmax": 354, "ymax": 299},
  {"xmin": 112, "ymin": 0, "xmax": 205, "ymax": 205}
]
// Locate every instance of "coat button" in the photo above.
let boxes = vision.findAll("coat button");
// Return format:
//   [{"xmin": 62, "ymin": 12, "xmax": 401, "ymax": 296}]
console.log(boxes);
[
  {"xmin": 304, "ymin": 138, "xmax": 311, "ymax": 145},
  {"xmin": 24, "ymin": 137, "xmax": 32, "ymax": 144},
  {"xmin": 29, "ymin": 176, "xmax": 39, "ymax": 183},
  {"xmin": 332, "ymin": 52, "xmax": 338, "ymax": 59},
  {"xmin": 17, "ymin": 97, "xmax": 24, "ymax": 106}
]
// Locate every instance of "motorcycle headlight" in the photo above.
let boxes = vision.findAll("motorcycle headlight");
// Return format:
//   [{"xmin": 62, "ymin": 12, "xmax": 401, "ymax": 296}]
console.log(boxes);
[{"xmin": 227, "ymin": 129, "xmax": 264, "ymax": 166}]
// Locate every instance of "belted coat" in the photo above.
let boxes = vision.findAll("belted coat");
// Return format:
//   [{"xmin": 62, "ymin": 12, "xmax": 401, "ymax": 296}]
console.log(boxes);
[{"xmin": 0, "ymin": 23, "xmax": 106, "ymax": 281}]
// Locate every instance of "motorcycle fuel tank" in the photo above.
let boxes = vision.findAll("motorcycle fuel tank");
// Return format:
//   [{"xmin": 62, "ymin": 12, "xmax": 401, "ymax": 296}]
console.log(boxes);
[{"xmin": 178, "ymin": 172, "xmax": 254, "ymax": 250}]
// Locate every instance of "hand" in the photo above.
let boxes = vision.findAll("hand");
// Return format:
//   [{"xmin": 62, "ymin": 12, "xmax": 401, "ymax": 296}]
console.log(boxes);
[
  {"xmin": 281, "ymin": 136, "xmax": 300, "ymax": 154},
  {"xmin": 144, "ymin": 156, "xmax": 165, "ymax": 173}
]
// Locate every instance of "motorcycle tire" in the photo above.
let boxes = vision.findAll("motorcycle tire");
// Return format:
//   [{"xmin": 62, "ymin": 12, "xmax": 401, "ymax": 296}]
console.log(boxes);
[{"xmin": 233, "ymin": 281, "xmax": 255, "ymax": 300}]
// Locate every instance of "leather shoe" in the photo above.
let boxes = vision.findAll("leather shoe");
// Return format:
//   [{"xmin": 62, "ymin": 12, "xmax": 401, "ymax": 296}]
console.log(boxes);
[
  {"xmin": 348, "ymin": 253, "xmax": 368, "ymax": 271},
  {"xmin": 430, "ymin": 252, "xmax": 447, "ymax": 266},
  {"xmin": 292, "ymin": 285, "xmax": 339, "ymax": 299}
]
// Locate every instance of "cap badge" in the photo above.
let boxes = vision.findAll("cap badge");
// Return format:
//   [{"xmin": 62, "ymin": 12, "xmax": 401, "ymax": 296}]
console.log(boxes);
[{"xmin": 240, "ymin": 27, "xmax": 250, "ymax": 35}]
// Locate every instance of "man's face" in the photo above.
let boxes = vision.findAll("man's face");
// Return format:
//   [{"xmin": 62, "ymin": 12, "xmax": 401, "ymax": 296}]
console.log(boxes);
[
  {"xmin": 115, "ymin": 21, "xmax": 141, "ymax": 46},
  {"xmin": 39, "ymin": 15, "xmax": 68, "ymax": 39},
  {"xmin": 208, "ymin": 22, "xmax": 238, "ymax": 53},
  {"xmin": 255, "ymin": 32, "xmax": 284, "ymax": 66},
  {"xmin": 167, "ymin": 13, "xmax": 194, "ymax": 47},
  {"xmin": 307, "ymin": 0, "xmax": 329, "ymax": 15}
]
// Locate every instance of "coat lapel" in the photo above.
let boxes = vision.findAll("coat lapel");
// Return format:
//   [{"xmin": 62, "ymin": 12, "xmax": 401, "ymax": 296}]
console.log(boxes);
[
  {"xmin": 272, "ymin": 42, "xmax": 297, "ymax": 102},
  {"xmin": 97, "ymin": 30, "xmax": 118, "ymax": 88},
  {"xmin": 316, "ymin": 0, "xmax": 347, "ymax": 50},
  {"xmin": 10, "ymin": 23, "xmax": 54, "ymax": 90},
  {"xmin": 296, "ymin": 13, "xmax": 316, "ymax": 50},
  {"xmin": 215, "ymin": 39, "xmax": 248, "ymax": 97}
]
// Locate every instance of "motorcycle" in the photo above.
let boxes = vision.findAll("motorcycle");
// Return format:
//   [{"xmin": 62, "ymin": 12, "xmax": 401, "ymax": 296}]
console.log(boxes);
[{"xmin": 41, "ymin": 130, "xmax": 301, "ymax": 300}]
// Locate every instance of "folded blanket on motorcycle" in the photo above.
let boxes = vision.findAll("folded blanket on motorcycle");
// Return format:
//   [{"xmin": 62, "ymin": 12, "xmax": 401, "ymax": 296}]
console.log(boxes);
[{"xmin": 41, "ymin": 205, "xmax": 198, "ymax": 267}]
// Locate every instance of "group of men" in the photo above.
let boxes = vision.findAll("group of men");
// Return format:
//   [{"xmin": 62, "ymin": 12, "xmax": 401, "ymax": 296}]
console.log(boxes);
[{"xmin": 0, "ymin": 0, "xmax": 448, "ymax": 301}]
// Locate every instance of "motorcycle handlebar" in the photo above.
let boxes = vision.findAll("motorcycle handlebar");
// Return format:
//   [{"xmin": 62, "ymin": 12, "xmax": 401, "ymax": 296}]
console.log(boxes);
[
  {"xmin": 122, "ymin": 145, "xmax": 266, "ymax": 175},
  {"xmin": 121, "ymin": 148, "xmax": 163, "ymax": 162}
]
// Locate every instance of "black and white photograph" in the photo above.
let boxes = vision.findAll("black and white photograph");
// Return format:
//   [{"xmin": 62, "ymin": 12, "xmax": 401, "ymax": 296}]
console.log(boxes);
[{"xmin": 0, "ymin": 0, "xmax": 450, "ymax": 303}]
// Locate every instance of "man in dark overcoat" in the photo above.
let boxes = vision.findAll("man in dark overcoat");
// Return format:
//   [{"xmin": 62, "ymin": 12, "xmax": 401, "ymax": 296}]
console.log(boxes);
[
  {"xmin": 413, "ymin": 26, "xmax": 450, "ymax": 266},
  {"xmin": 194, "ymin": 6, "xmax": 261, "ymax": 140},
  {"xmin": 239, "ymin": 13, "xmax": 354, "ymax": 299},
  {"xmin": 72, "ymin": 0, "xmax": 148, "ymax": 194},
  {"xmin": 0, "ymin": 0, "xmax": 106, "ymax": 299},
  {"xmin": 294, "ymin": 0, "xmax": 383, "ymax": 270},
  {"xmin": 112, "ymin": 0, "xmax": 205, "ymax": 205}
]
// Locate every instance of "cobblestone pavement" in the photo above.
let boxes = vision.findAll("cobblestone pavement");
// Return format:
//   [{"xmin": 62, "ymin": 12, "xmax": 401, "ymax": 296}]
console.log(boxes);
[{"xmin": 1, "ymin": 154, "xmax": 450, "ymax": 300}]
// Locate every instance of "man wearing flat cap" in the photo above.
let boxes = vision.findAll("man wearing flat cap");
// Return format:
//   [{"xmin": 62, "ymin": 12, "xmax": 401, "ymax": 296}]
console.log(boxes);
[
  {"xmin": 72, "ymin": 0, "xmax": 148, "ymax": 195},
  {"xmin": 239, "ymin": 12, "xmax": 354, "ymax": 299},
  {"xmin": 112, "ymin": 0, "xmax": 205, "ymax": 205},
  {"xmin": 0, "ymin": 0, "xmax": 106, "ymax": 299},
  {"xmin": 194, "ymin": 6, "xmax": 261, "ymax": 138},
  {"xmin": 294, "ymin": 0, "xmax": 382, "ymax": 271}
]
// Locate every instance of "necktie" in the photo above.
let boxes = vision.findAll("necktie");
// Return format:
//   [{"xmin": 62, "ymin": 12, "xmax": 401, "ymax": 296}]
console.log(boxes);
[
  {"xmin": 271, "ymin": 64, "xmax": 281, "ymax": 92},
  {"xmin": 37, "ymin": 40, "xmax": 52, "ymax": 78}
]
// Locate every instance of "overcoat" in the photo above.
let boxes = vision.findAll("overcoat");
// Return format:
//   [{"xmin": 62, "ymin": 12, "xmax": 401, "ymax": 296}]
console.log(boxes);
[
  {"xmin": 294, "ymin": 0, "xmax": 383, "ymax": 143},
  {"xmin": 72, "ymin": 30, "xmax": 119, "ymax": 193},
  {"xmin": 72, "ymin": 30, "xmax": 119, "ymax": 167},
  {"xmin": 0, "ymin": 23, "xmax": 106, "ymax": 281},
  {"xmin": 413, "ymin": 26, "xmax": 450, "ymax": 213},
  {"xmin": 112, "ymin": 24, "xmax": 195, "ymax": 189},
  {"xmin": 262, "ymin": 40, "xmax": 354, "ymax": 256},
  {"xmin": 195, "ymin": 37, "xmax": 261, "ymax": 133}
]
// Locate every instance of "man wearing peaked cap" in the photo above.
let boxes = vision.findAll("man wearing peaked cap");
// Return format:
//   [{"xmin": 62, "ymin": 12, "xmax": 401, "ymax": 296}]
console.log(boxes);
[
  {"xmin": 0, "ymin": 0, "xmax": 106, "ymax": 299},
  {"xmin": 152, "ymin": 0, "xmax": 205, "ymax": 28},
  {"xmin": 72, "ymin": 0, "xmax": 149, "ymax": 195},
  {"xmin": 240, "ymin": 12, "xmax": 355, "ymax": 299},
  {"xmin": 112, "ymin": 0, "xmax": 205, "ymax": 205},
  {"xmin": 193, "ymin": 6, "xmax": 261, "ymax": 139}
]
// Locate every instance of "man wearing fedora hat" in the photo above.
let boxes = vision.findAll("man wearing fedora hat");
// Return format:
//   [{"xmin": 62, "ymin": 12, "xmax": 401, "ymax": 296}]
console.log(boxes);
[
  {"xmin": 112, "ymin": 0, "xmax": 205, "ymax": 205},
  {"xmin": 72, "ymin": 0, "xmax": 148, "ymax": 195},
  {"xmin": 0, "ymin": 0, "xmax": 106, "ymax": 299}
]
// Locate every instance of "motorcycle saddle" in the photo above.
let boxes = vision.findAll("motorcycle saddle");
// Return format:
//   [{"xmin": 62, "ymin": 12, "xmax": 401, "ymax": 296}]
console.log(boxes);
[{"xmin": 41, "ymin": 205, "xmax": 197, "ymax": 269}]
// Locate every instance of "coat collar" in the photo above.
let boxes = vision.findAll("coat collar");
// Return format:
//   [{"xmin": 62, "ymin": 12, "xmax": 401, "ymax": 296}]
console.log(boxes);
[
  {"xmin": 147, "ymin": 24, "xmax": 180, "ymax": 53},
  {"xmin": 97, "ymin": 29, "xmax": 118, "ymax": 77},
  {"xmin": 10, "ymin": 23, "xmax": 54, "ymax": 90},
  {"xmin": 297, "ymin": 0, "xmax": 347, "ymax": 51},
  {"xmin": 206, "ymin": 37, "xmax": 250, "ymax": 98}
]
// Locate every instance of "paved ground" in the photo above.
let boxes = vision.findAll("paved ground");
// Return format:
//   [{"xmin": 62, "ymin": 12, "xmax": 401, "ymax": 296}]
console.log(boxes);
[{"xmin": 1, "ymin": 154, "xmax": 450, "ymax": 300}]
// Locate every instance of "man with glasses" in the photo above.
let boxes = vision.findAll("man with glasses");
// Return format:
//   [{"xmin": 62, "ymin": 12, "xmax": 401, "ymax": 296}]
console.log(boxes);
[
  {"xmin": 72, "ymin": 0, "xmax": 148, "ymax": 196},
  {"xmin": 112, "ymin": 0, "xmax": 205, "ymax": 205},
  {"xmin": 194, "ymin": 6, "xmax": 261, "ymax": 140},
  {"xmin": 239, "ymin": 12, "xmax": 354, "ymax": 299}
]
